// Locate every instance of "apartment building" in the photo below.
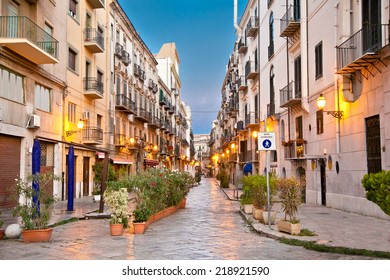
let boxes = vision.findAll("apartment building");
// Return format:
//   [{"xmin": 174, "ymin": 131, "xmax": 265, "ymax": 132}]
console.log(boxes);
[
  {"xmin": 0, "ymin": 0, "xmax": 194, "ymax": 208},
  {"xmin": 65, "ymin": 0, "xmax": 107, "ymax": 198},
  {"xmin": 0, "ymin": 0, "xmax": 67, "ymax": 207},
  {"xmin": 156, "ymin": 42, "xmax": 192, "ymax": 172},
  {"xmin": 213, "ymin": 0, "xmax": 390, "ymax": 219}
]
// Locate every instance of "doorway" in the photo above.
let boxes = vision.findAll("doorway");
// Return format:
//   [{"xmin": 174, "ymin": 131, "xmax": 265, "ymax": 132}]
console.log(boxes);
[
  {"xmin": 319, "ymin": 159, "xmax": 326, "ymax": 206},
  {"xmin": 83, "ymin": 157, "xmax": 90, "ymax": 196}
]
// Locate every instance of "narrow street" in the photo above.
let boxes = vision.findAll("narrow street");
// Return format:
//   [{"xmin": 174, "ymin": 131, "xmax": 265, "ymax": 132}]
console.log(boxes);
[{"xmin": 0, "ymin": 178, "xmax": 374, "ymax": 260}]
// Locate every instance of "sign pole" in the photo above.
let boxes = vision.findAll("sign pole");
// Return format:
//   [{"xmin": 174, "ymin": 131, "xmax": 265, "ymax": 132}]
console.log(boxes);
[
  {"xmin": 258, "ymin": 116, "xmax": 276, "ymax": 229},
  {"xmin": 264, "ymin": 116, "xmax": 271, "ymax": 229}
]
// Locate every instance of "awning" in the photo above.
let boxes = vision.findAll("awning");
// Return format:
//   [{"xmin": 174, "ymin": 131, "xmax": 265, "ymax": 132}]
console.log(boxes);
[
  {"xmin": 243, "ymin": 163, "xmax": 252, "ymax": 173},
  {"xmin": 111, "ymin": 158, "xmax": 133, "ymax": 165},
  {"xmin": 144, "ymin": 159, "xmax": 159, "ymax": 167},
  {"xmin": 96, "ymin": 152, "xmax": 132, "ymax": 164}
]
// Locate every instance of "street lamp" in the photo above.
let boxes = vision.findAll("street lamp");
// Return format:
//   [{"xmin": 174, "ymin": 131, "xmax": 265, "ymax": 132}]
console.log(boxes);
[
  {"xmin": 316, "ymin": 94, "xmax": 343, "ymax": 119},
  {"xmin": 65, "ymin": 119, "xmax": 84, "ymax": 137}
]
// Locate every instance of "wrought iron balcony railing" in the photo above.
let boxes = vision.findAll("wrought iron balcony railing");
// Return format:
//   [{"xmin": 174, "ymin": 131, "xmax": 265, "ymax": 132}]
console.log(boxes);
[
  {"xmin": 280, "ymin": 5, "xmax": 301, "ymax": 37},
  {"xmin": 336, "ymin": 24, "xmax": 389, "ymax": 76},
  {"xmin": 83, "ymin": 28, "xmax": 104, "ymax": 52},
  {"xmin": 280, "ymin": 81, "xmax": 302, "ymax": 108},
  {"xmin": 0, "ymin": 16, "xmax": 58, "ymax": 64},
  {"xmin": 82, "ymin": 126, "xmax": 103, "ymax": 144},
  {"xmin": 83, "ymin": 77, "xmax": 104, "ymax": 99}
]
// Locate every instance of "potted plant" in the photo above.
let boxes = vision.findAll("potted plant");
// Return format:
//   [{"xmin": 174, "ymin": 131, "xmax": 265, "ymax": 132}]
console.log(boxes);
[
  {"xmin": 92, "ymin": 184, "xmax": 101, "ymax": 202},
  {"xmin": 103, "ymin": 187, "xmax": 130, "ymax": 236},
  {"xmin": 13, "ymin": 173, "xmax": 60, "ymax": 242},
  {"xmin": 239, "ymin": 178, "xmax": 254, "ymax": 214},
  {"xmin": 92, "ymin": 161, "xmax": 117, "ymax": 201},
  {"xmin": 132, "ymin": 207, "xmax": 151, "ymax": 234},
  {"xmin": 276, "ymin": 176, "xmax": 303, "ymax": 235}
]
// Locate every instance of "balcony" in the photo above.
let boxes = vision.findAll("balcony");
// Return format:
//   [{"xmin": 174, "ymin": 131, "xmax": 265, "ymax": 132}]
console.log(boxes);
[
  {"xmin": 245, "ymin": 60, "xmax": 258, "ymax": 80},
  {"xmin": 280, "ymin": 81, "xmax": 302, "ymax": 108},
  {"xmin": 114, "ymin": 134, "xmax": 127, "ymax": 147},
  {"xmin": 122, "ymin": 50, "xmax": 130, "ymax": 65},
  {"xmin": 114, "ymin": 42, "xmax": 123, "ymax": 57},
  {"xmin": 336, "ymin": 24, "xmax": 389, "ymax": 77},
  {"xmin": 83, "ymin": 77, "xmax": 103, "ymax": 99},
  {"xmin": 139, "ymin": 69, "xmax": 146, "ymax": 81},
  {"xmin": 245, "ymin": 112, "xmax": 258, "ymax": 128},
  {"xmin": 133, "ymin": 64, "xmax": 140, "ymax": 76},
  {"xmin": 135, "ymin": 108, "xmax": 151, "ymax": 123},
  {"xmin": 149, "ymin": 116, "xmax": 160, "ymax": 128},
  {"xmin": 267, "ymin": 103, "xmax": 275, "ymax": 117},
  {"xmin": 82, "ymin": 126, "xmax": 103, "ymax": 145},
  {"xmin": 83, "ymin": 28, "xmax": 104, "ymax": 53},
  {"xmin": 283, "ymin": 139, "xmax": 307, "ymax": 159},
  {"xmin": 0, "ymin": 16, "xmax": 59, "ymax": 64},
  {"xmin": 280, "ymin": 5, "xmax": 301, "ymax": 37},
  {"xmin": 237, "ymin": 39, "xmax": 248, "ymax": 54},
  {"xmin": 152, "ymin": 82, "xmax": 158, "ymax": 93},
  {"xmin": 86, "ymin": 0, "xmax": 105, "ymax": 9},
  {"xmin": 159, "ymin": 90, "xmax": 167, "ymax": 106},
  {"xmin": 246, "ymin": 16, "xmax": 259, "ymax": 38},
  {"xmin": 237, "ymin": 76, "xmax": 248, "ymax": 91},
  {"xmin": 115, "ymin": 94, "xmax": 136, "ymax": 114},
  {"xmin": 148, "ymin": 79, "xmax": 154, "ymax": 89}
]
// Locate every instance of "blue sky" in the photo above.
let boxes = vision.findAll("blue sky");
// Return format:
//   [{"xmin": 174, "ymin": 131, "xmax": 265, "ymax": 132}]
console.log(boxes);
[{"xmin": 118, "ymin": 0, "xmax": 247, "ymax": 134}]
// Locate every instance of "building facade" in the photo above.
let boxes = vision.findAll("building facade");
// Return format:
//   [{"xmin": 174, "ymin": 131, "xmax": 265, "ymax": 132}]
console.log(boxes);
[
  {"xmin": 212, "ymin": 0, "xmax": 390, "ymax": 219},
  {"xmin": 0, "ymin": 0, "xmax": 193, "ymax": 208}
]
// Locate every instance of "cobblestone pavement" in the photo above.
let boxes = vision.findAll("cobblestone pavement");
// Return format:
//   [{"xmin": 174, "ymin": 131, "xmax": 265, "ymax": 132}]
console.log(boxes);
[{"xmin": 0, "ymin": 178, "xmax": 377, "ymax": 260}]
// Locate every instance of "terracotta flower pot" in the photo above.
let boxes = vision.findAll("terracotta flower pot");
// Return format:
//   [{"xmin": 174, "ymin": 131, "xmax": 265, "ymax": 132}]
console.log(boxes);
[
  {"xmin": 0, "ymin": 229, "xmax": 5, "ymax": 240},
  {"xmin": 109, "ymin": 224, "xmax": 124, "ymax": 236},
  {"xmin": 133, "ymin": 222, "xmax": 147, "ymax": 234},
  {"xmin": 21, "ymin": 228, "xmax": 53, "ymax": 242}
]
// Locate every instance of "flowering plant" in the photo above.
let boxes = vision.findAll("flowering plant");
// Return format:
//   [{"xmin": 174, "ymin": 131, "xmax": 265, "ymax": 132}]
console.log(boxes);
[{"xmin": 104, "ymin": 188, "xmax": 130, "ymax": 227}]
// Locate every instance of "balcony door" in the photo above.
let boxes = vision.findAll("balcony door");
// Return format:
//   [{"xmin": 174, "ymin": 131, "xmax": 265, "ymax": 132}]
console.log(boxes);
[
  {"xmin": 362, "ymin": 0, "xmax": 381, "ymax": 52},
  {"xmin": 7, "ymin": 1, "xmax": 19, "ymax": 38}
]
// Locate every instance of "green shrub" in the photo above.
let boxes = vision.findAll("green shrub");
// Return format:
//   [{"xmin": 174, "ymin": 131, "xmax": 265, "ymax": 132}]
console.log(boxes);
[
  {"xmin": 361, "ymin": 171, "xmax": 390, "ymax": 216},
  {"xmin": 277, "ymin": 176, "xmax": 303, "ymax": 221}
]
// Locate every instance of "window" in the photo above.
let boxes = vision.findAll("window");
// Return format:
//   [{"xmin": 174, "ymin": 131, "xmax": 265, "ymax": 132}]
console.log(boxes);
[
  {"xmin": 69, "ymin": 0, "xmax": 77, "ymax": 19},
  {"xmin": 269, "ymin": 66, "xmax": 275, "ymax": 115},
  {"xmin": 268, "ymin": 12, "xmax": 274, "ymax": 59},
  {"xmin": 315, "ymin": 42, "xmax": 323, "ymax": 79},
  {"xmin": 116, "ymin": 30, "xmax": 120, "ymax": 43},
  {"xmin": 97, "ymin": 114, "xmax": 102, "ymax": 129},
  {"xmin": 295, "ymin": 116, "xmax": 303, "ymax": 139},
  {"xmin": 294, "ymin": 55, "xmax": 302, "ymax": 98},
  {"xmin": 0, "ymin": 67, "xmax": 24, "ymax": 103},
  {"xmin": 68, "ymin": 102, "xmax": 76, "ymax": 123},
  {"xmin": 365, "ymin": 115, "xmax": 382, "ymax": 174},
  {"xmin": 68, "ymin": 48, "xmax": 77, "ymax": 72},
  {"xmin": 35, "ymin": 84, "xmax": 51, "ymax": 112},
  {"xmin": 316, "ymin": 110, "xmax": 324, "ymax": 134},
  {"xmin": 116, "ymin": 75, "xmax": 121, "ymax": 95}
]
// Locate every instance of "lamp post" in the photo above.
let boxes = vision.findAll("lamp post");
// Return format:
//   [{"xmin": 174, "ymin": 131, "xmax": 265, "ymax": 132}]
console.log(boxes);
[{"xmin": 316, "ymin": 94, "xmax": 343, "ymax": 119}]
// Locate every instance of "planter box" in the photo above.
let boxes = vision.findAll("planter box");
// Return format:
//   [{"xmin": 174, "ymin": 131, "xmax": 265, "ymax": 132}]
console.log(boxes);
[
  {"xmin": 277, "ymin": 220, "xmax": 301, "ymax": 235},
  {"xmin": 242, "ymin": 204, "xmax": 253, "ymax": 214},
  {"xmin": 262, "ymin": 211, "xmax": 276, "ymax": 225},
  {"xmin": 252, "ymin": 206, "xmax": 264, "ymax": 221},
  {"xmin": 21, "ymin": 228, "xmax": 53, "ymax": 242},
  {"xmin": 133, "ymin": 200, "xmax": 186, "ymax": 234}
]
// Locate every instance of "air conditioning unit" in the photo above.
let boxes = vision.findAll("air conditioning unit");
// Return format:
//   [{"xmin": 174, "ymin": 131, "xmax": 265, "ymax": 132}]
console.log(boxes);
[
  {"xmin": 127, "ymin": 114, "xmax": 134, "ymax": 122},
  {"xmin": 28, "ymin": 114, "xmax": 40, "ymax": 128},
  {"xmin": 82, "ymin": 111, "xmax": 90, "ymax": 120}
]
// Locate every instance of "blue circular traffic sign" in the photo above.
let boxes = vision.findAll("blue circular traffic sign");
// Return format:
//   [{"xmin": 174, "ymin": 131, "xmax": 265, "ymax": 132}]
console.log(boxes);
[{"xmin": 262, "ymin": 139, "xmax": 272, "ymax": 149}]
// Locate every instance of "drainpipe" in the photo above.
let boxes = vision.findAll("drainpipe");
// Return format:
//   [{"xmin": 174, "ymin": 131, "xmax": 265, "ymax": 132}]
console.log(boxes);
[
  {"xmin": 234, "ymin": 0, "xmax": 242, "ymax": 40},
  {"xmin": 335, "ymin": 2, "xmax": 341, "ymax": 156}
]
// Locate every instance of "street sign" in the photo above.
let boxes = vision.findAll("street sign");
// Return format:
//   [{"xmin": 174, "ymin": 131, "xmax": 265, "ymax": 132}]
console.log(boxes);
[{"xmin": 258, "ymin": 132, "xmax": 276, "ymax": 151}]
